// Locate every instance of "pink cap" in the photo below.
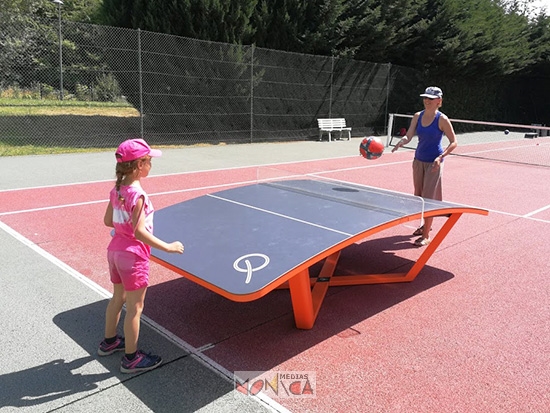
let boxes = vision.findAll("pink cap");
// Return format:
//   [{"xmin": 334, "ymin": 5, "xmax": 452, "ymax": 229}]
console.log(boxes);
[{"xmin": 115, "ymin": 138, "xmax": 162, "ymax": 163}]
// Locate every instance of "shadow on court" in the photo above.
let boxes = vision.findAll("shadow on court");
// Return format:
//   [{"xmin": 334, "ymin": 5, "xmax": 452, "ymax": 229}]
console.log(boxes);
[
  {"xmin": 332, "ymin": 234, "xmax": 427, "ymax": 275},
  {"xmin": 142, "ymin": 234, "xmax": 455, "ymax": 372},
  {"xmin": 49, "ymin": 300, "xmax": 260, "ymax": 413},
  {"xmin": 0, "ymin": 357, "xmax": 109, "ymax": 409}
]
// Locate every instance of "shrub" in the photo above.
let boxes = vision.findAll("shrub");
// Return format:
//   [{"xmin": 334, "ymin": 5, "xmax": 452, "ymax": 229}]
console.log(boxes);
[{"xmin": 94, "ymin": 73, "xmax": 121, "ymax": 102}]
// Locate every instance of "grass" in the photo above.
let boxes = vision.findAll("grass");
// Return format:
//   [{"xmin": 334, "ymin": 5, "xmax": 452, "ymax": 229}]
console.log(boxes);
[
  {"xmin": 0, "ymin": 98, "xmax": 140, "ymax": 156},
  {"xmin": 0, "ymin": 145, "xmax": 114, "ymax": 156},
  {"xmin": 0, "ymin": 98, "xmax": 139, "ymax": 117}
]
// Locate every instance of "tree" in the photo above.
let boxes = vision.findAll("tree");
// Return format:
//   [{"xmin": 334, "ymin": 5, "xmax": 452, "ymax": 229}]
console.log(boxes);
[
  {"xmin": 100, "ymin": 0, "xmax": 256, "ymax": 44},
  {"xmin": 334, "ymin": 0, "xmax": 423, "ymax": 60},
  {"xmin": 527, "ymin": 11, "xmax": 550, "ymax": 62},
  {"xmin": 0, "ymin": 12, "xmax": 50, "ymax": 87},
  {"xmin": 338, "ymin": 0, "xmax": 534, "ymax": 78},
  {"xmin": 249, "ymin": 0, "xmax": 345, "ymax": 54},
  {"xmin": 0, "ymin": 0, "xmax": 102, "ymax": 22},
  {"xmin": 98, "ymin": 0, "xmax": 135, "ymax": 28}
]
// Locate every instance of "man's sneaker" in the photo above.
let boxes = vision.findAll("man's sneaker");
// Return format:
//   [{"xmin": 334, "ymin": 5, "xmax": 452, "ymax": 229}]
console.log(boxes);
[
  {"xmin": 97, "ymin": 335, "xmax": 125, "ymax": 356},
  {"xmin": 120, "ymin": 351, "xmax": 162, "ymax": 374}
]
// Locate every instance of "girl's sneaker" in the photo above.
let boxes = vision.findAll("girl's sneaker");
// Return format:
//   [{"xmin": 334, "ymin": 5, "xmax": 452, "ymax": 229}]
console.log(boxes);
[
  {"xmin": 97, "ymin": 335, "xmax": 125, "ymax": 356},
  {"xmin": 414, "ymin": 236, "xmax": 431, "ymax": 247},
  {"xmin": 413, "ymin": 225, "xmax": 431, "ymax": 236},
  {"xmin": 120, "ymin": 351, "xmax": 162, "ymax": 374}
]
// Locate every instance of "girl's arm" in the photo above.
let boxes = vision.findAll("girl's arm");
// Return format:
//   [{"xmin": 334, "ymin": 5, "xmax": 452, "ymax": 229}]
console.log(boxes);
[
  {"xmin": 392, "ymin": 112, "xmax": 419, "ymax": 152},
  {"xmin": 431, "ymin": 114, "xmax": 458, "ymax": 169},
  {"xmin": 104, "ymin": 201, "xmax": 114, "ymax": 227},
  {"xmin": 437, "ymin": 114, "xmax": 458, "ymax": 159},
  {"xmin": 132, "ymin": 196, "xmax": 184, "ymax": 254}
]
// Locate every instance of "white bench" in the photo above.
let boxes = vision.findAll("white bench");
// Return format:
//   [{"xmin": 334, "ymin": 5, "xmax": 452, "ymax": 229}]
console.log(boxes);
[{"xmin": 317, "ymin": 118, "xmax": 352, "ymax": 142}]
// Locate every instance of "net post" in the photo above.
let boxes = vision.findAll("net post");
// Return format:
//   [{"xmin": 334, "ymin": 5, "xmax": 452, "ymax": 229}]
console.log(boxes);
[
  {"xmin": 415, "ymin": 195, "xmax": 426, "ymax": 228},
  {"xmin": 386, "ymin": 113, "xmax": 395, "ymax": 147}
]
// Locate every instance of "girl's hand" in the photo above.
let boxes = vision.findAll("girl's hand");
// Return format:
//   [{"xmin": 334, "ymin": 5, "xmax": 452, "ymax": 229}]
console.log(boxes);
[
  {"xmin": 167, "ymin": 241, "xmax": 184, "ymax": 254},
  {"xmin": 392, "ymin": 138, "xmax": 407, "ymax": 153},
  {"xmin": 432, "ymin": 155, "xmax": 443, "ymax": 170}
]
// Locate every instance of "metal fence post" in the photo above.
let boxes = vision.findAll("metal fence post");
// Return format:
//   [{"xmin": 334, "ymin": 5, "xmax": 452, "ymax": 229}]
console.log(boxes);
[
  {"xmin": 138, "ymin": 28, "xmax": 144, "ymax": 138},
  {"xmin": 385, "ymin": 63, "xmax": 391, "ymax": 135},
  {"xmin": 250, "ymin": 44, "xmax": 254, "ymax": 144},
  {"xmin": 329, "ymin": 56, "xmax": 334, "ymax": 118},
  {"xmin": 52, "ymin": 0, "xmax": 64, "ymax": 100}
]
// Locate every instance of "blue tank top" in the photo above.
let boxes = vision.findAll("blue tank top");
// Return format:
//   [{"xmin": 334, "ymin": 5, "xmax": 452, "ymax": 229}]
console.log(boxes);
[{"xmin": 415, "ymin": 111, "xmax": 444, "ymax": 162}]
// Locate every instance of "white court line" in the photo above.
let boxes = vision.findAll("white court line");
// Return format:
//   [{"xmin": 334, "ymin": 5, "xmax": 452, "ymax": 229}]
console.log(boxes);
[
  {"xmin": 207, "ymin": 194, "xmax": 353, "ymax": 236},
  {"xmin": 0, "ymin": 153, "xmax": 357, "ymax": 193},
  {"xmin": 0, "ymin": 154, "xmax": 404, "ymax": 194},
  {"xmin": 0, "ymin": 219, "xmax": 288, "ymax": 413},
  {"xmin": 0, "ymin": 176, "xmax": 303, "ymax": 217},
  {"xmin": 0, "ymin": 200, "xmax": 109, "ymax": 216},
  {"xmin": 1, "ymin": 137, "xmax": 546, "ymax": 194},
  {"xmin": 0, "ymin": 155, "xmax": 438, "ymax": 218},
  {"xmin": 4, "ymin": 153, "xmax": 550, "ymax": 223},
  {"xmin": 524, "ymin": 203, "xmax": 550, "ymax": 218},
  {"xmin": 455, "ymin": 142, "xmax": 550, "ymax": 156},
  {"xmin": 0, "ymin": 220, "xmax": 113, "ymax": 298},
  {"xmin": 2, "ymin": 167, "xmax": 549, "ymax": 223}
]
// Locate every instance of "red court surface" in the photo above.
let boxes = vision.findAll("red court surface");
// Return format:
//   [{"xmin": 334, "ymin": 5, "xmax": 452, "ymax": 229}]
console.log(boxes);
[{"xmin": 2, "ymin": 148, "xmax": 549, "ymax": 412}]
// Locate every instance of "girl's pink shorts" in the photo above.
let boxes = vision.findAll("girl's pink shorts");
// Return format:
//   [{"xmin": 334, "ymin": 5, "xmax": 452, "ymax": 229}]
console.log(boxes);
[{"xmin": 107, "ymin": 250, "xmax": 149, "ymax": 291}]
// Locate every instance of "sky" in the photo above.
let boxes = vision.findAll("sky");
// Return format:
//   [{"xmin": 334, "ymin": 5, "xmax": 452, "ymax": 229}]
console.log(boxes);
[{"xmin": 531, "ymin": 0, "xmax": 550, "ymax": 14}]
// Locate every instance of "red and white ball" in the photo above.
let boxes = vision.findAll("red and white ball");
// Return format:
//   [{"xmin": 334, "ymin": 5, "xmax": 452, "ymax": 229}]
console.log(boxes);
[{"xmin": 359, "ymin": 136, "xmax": 385, "ymax": 160}]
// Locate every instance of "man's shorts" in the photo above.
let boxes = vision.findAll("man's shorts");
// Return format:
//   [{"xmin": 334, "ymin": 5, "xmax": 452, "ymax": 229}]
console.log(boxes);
[
  {"xmin": 107, "ymin": 250, "xmax": 150, "ymax": 291},
  {"xmin": 412, "ymin": 158, "xmax": 443, "ymax": 200}
]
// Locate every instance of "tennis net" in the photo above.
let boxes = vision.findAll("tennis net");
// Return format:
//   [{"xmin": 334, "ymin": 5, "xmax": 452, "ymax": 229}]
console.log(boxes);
[{"xmin": 387, "ymin": 113, "xmax": 550, "ymax": 167}]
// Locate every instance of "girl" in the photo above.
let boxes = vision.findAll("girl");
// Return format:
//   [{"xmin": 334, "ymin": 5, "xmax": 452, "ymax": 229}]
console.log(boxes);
[
  {"xmin": 98, "ymin": 138, "xmax": 184, "ymax": 373},
  {"xmin": 392, "ymin": 86, "xmax": 458, "ymax": 246}
]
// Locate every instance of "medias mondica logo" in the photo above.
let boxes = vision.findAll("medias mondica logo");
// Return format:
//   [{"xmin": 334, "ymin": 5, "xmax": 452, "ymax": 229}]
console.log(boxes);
[{"xmin": 234, "ymin": 370, "xmax": 316, "ymax": 399}]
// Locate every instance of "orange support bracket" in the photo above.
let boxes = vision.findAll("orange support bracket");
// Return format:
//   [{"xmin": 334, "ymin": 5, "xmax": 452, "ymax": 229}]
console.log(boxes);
[
  {"xmin": 286, "ymin": 212, "xmax": 466, "ymax": 329},
  {"xmin": 287, "ymin": 251, "xmax": 341, "ymax": 329}
]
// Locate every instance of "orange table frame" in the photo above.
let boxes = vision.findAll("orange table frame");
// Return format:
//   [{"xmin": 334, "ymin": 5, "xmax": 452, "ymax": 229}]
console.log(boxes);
[{"xmin": 152, "ymin": 206, "xmax": 488, "ymax": 329}]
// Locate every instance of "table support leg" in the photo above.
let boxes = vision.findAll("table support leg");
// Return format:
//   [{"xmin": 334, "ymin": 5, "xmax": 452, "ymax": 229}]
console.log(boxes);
[{"xmin": 288, "ymin": 269, "xmax": 315, "ymax": 329}]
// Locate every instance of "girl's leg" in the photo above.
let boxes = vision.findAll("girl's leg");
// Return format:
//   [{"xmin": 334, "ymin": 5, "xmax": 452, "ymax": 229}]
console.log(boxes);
[
  {"xmin": 412, "ymin": 160, "xmax": 426, "ymax": 234},
  {"xmin": 412, "ymin": 159, "xmax": 424, "ymax": 197},
  {"xmin": 412, "ymin": 160, "xmax": 436, "ymax": 244},
  {"xmin": 104, "ymin": 283, "xmax": 126, "ymax": 338},
  {"xmin": 123, "ymin": 286, "xmax": 147, "ymax": 354},
  {"xmin": 419, "ymin": 161, "xmax": 443, "ymax": 241},
  {"xmin": 422, "ymin": 217, "xmax": 433, "ymax": 239}
]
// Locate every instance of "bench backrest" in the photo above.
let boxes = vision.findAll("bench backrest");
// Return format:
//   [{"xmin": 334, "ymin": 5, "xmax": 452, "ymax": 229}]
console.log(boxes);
[{"xmin": 318, "ymin": 118, "xmax": 347, "ymax": 129}]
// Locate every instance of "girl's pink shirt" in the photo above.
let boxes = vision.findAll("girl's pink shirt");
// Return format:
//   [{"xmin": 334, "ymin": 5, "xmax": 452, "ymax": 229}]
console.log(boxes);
[{"xmin": 107, "ymin": 184, "xmax": 154, "ymax": 260}]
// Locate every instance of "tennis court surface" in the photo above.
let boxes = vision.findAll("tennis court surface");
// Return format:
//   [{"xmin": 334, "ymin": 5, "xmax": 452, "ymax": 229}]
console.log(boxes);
[{"xmin": 1, "ymin": 136, "xmax": 548, "ymax": 412}]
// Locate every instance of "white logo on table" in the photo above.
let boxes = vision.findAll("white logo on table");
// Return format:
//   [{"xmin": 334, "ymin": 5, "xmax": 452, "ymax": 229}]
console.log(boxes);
[{"xmin": 233, "ymin": 253, "xmax": 270, "ymax": 284}]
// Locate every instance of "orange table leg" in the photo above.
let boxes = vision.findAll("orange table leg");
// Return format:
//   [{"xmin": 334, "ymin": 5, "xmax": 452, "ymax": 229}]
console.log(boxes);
[
  {"xmin": 287, "ymin": 251, "xmax": 342, "ymax": 329},
  {"xmin": 404, "ymin": 212, "xmax": 461, "ymax": 281},
  {"xmin": 328, "ymin": 212, "xmax": 464, "ymax": 285},
  {"xmin": 288, "ymin": 269, "xmax": 315, "ymax": 329}
]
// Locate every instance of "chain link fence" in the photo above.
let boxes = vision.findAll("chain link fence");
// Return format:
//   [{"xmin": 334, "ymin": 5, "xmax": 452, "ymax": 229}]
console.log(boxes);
[{"xmin": 1, "ymin": 13, "xmax": 419, "ymax": 154}]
